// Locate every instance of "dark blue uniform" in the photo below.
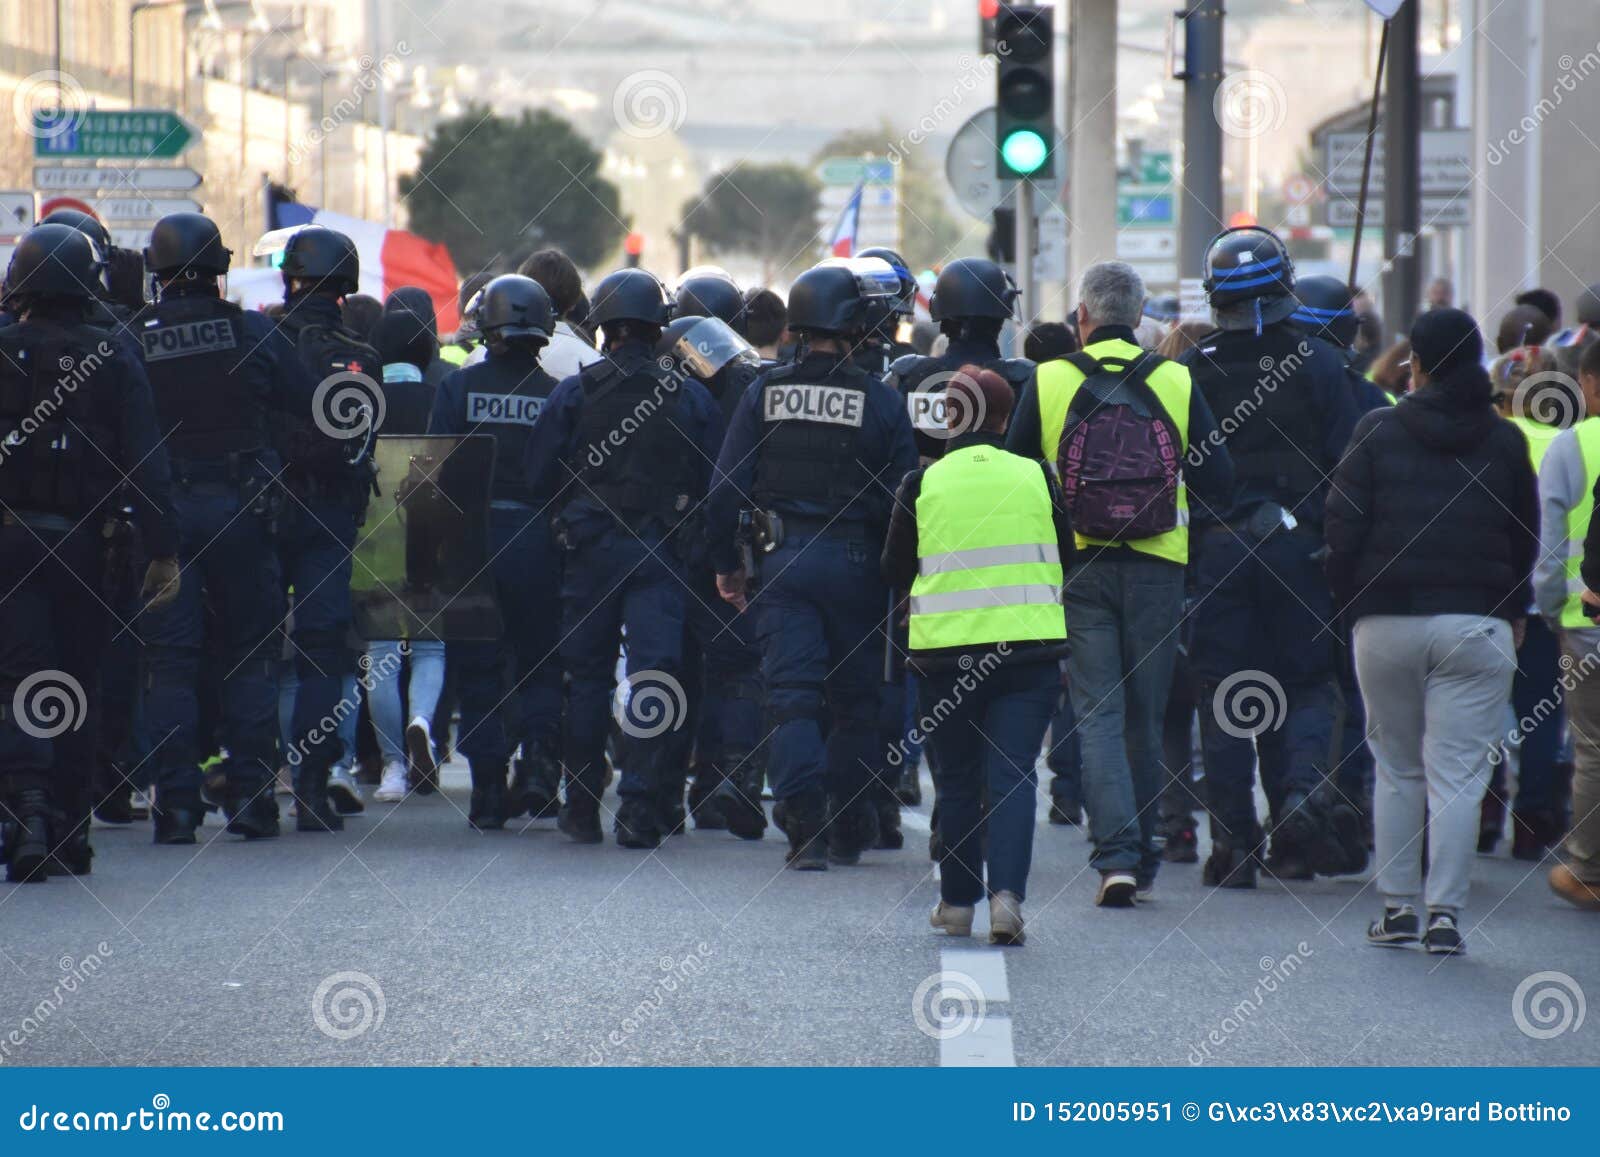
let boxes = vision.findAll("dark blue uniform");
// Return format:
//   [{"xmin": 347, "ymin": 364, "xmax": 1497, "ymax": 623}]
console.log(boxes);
[
  {"xmin": 134, "ymin": 291, "xmax": 316, "ymax": 811},
  {"xmin": 888, "ymin": 337, "xmax": 1034, "ymax": 461},
  {"xmin": 523, "ymin": 342, "xmax": 724, "ymax": 824},
  {"xmin": 0, "ymin": 310, "xmax": 177, "ymax": 853},
  {"xmin": 429, "ymin": 345, "xmax": 561, "ymax": 798},
  {"xmin": 1179, "ymin": 322, "xmax": 1359, "ymax": 863},
  {"xmin": 707, "ymin": 352, "xmax": 917, "ymax": 811}
]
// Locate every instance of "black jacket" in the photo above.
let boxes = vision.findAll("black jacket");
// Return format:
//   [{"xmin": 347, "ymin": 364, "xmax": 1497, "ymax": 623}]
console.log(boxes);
[
  {"xmin": 1324, "ymin": 365, "xmax": 1537, "ymax": 623},
  {"xmin": 881, "ymin": 432, "xmax": 1074, "ymax": 672}
]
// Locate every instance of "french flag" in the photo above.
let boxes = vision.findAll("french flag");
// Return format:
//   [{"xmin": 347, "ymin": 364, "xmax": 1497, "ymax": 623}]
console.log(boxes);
[
  {"xmin": 265, "ymin": 185, "xmax": 461, "ymax": 332},
  {"xmin": 827, "ymin": 181, "xmax": 864, "ymax": 258}
]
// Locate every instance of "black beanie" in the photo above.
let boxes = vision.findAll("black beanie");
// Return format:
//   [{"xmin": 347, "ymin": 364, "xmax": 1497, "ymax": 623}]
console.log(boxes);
[{"xmin": 1410, "ymin": 307, "xmax": 1483, "ymax": 376}]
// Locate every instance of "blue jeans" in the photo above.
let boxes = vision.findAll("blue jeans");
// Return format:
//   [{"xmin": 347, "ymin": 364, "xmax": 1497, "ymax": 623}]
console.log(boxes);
[
  {"xmin": 923, "ymin": 660, "xmax": 1057, "ymax": 903},
  {"xmin": 365, "ymin": 640, "xmax": 445, "ymax": 764},
  {"xmin": 1509, "ymin": 613, "xmax": 1569, "ymax": 817},
  {"xmin": 560, "ymin": 529, "xmax": 686, "ymax": 802},
  {"xmin": 1046, "ymin": 667, "xmax": 1082, "ymax": 807},
  {"xmin": 1064, "ymin": 552, "xmax": 1185, "ymax": 883},
  {"xmin": 1190, "ymin": 525, "xmax": 1338, "ymax": 847},
  {"xmin": 143, "ymin": 481, "xmax": 283, "ymax": 795},
  {"xmin": 752, "ymin": 533, "xmax": 883, "ymax": 802},
  {"xmin": 449, "ymin": 504, "xmax": 563, "ymax": 776},
  {"xmin": 278, "ymin": 486, "xmax": 362, "ymax": 784}
]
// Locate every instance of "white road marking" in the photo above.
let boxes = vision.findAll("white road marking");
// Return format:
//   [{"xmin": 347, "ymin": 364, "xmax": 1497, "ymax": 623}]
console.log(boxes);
[{"xmin": 936, "ymin": 947, "xmax": 1016, "ymax": 1066}]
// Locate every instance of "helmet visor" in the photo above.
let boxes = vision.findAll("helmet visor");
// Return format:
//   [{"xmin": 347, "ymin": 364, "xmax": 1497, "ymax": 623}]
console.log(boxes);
[
  {"xmin": 822, "ymin": 256, "xmax": 902, "ymax": 303},
  {"xmin": 671, "ymin": 317, "xmax": 759, "ymax": 378}
]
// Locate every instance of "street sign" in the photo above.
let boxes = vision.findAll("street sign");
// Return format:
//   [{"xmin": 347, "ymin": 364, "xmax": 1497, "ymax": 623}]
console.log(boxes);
[
  {"xmin": 1136, "ymin": 151, "xmax": 1174, "ymax": 185},
  {"xmin": 814, "ymin": 157, "xmax": 895, "ymax": 186},
  {"xmin": 109, "ymin": 228, "xmax": 152, "ymax": 251},
  {"xmin": 1324, "ymin": 129, "xmax": 1470, "ymax": 199},
  {"xmin": 35, "ymin": 166, "xmax": 203, "ymax": 192},
  {"xmin": 1327, "ymin": 198, "xmax": 1469, "ymax": 229},
  {"xmin": 1117, "ymin": 186, "xmax": 1175, "ymax": 228},
  {"xmin": 94, "ymin": 196, "xmax": 203, "ymax": 221},
  {"xmin": 33, "ymin": 109, "xmax": 195, "ymax": 159},
  {"xmin": 818, "ymin": 184, "xmax": 895, "ymax": 211},
  {"xmin": 1118, "ymin": 231, "xmax": 1177, "ymax": 261},
  {"xmin": 815, "ymin": 154, "xmax": 899, "ymax": 254},
  {"xmin": 0, "ymin": 191, "xmax": 35, "ymax": 238},
  {"xmin": 1283, "ymin": 173, "xmax": 1316, "ymax": 203}
]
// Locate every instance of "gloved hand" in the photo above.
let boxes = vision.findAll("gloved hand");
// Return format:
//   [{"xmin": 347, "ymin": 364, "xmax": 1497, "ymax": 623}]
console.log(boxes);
[{"xmin": 141, "ymin": 557, "xmax": 181, "ymax": 612}]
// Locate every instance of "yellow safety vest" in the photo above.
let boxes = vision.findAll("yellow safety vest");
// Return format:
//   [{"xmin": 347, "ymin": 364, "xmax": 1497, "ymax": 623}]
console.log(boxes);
[
  {"xmin": 1509, "ymin": 414, "xmax": 1561, "ymax": 474},
  {"xmin": 908, "ymin": 443, "xmax": 1067, "ymax": 651},
  {"xmin": 1034, "ymin": 337, "xmax": 1193, "ymax": 564},
  {"xmin": 1561, "ymin": 419, "xmax": 1600, "ymax": 628},
  {"xmin": 439, "ymin": 343, "xmax": 472, "ymax": 366}
]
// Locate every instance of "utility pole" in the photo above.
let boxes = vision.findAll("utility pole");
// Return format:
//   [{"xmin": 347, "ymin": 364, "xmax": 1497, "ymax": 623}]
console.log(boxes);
[
  {"xmin": 1382, "ymin": 0, "xmax": 1421, "ymax": 337},
  {"xmin": 1178, "ymin": 0, "xmax": 1224, "ymax": 281},
  {"xmin": 1067, "ymin": 0, "xmax": 1118, "ymax": 296}
]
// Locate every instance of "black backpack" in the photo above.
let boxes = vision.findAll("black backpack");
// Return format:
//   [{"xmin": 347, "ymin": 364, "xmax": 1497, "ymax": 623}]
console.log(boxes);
[{"xmin": 278, "ymin": 321, "xmax": 382, "ymax": 472}]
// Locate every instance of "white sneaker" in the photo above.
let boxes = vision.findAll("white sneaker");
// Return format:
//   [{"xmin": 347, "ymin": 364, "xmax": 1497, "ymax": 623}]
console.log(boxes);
[
  {"xmin": 989, "ymin": 891, "xmax": 1025, "ymax": 945},
  {"xmin": 374, "ymin": 760, "xmax": 409, "ymax": 802},
  {"xmin": 930, "ymin": 901, "xmax": 975, "ymax": 937},
  {"xmin": 327, "ymin": 763, "xmax": 365, "ymax": 815},
  {"xmin": 405, "ymin": 716, "xmax": 437, "ymax": 791}
]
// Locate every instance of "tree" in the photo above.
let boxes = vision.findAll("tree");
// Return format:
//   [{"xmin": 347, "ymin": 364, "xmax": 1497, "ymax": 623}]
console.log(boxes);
[
  {"xmin": 680, "ymin": 163, "xmax": 820, "ymax": 283},
  {"xmin": 814, "ymin": 127, "xmax": 979, "ymax": 274},
  {"xmin": 400, "ymin": 105, "xmax": 623, "ymax": 275}
]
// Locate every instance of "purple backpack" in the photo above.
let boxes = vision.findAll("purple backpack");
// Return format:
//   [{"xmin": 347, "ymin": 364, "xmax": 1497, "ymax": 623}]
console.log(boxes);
[{"xmin": 1054, "ymin": 352, "xmax": 1181, "ymax": 541}]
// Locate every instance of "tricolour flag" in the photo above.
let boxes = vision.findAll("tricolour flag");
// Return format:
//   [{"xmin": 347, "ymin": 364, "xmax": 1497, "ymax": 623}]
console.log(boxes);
[{"xmin": 826, "ymin": 181, "xmax": 864, "ymax": 258}]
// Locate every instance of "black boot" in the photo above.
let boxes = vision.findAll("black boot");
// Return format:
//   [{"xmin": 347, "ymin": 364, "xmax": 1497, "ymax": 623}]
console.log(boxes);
[
  {"xmin": 93, "ymin": 782, "xmax": 134, "ymax": 826},
  {"xmin": 655, "ymin": 779, "xmax": 687, "ymax": 838},
  {"xmin": 777, "ymin": 790, "xmax": 828, "ymax": 871},
  {"xmin": 468, "ymin": 763, "xmax": 508, "ymax": 831},
  {"xmin": 718, "ymin": 759, "xmax": 768, "ymax": 840},
  {"xmin": 615, "ymin": 796, "xmax": 662, "ymax": 849},
  {"xmin": 1202, "ymin": 841, "xmax": 1258, "ymax": 889},
  {"xmin": 510, "ymin": 749, "xmax": 560, "ymax": 820},
  {"xmin": 874, "ymin": 798, "xmax": 904, "ymax": 850},
  {"xmin": 689, "ymin": 763, "xmax": 728, "ymax": 831},
  {"xmin": 827, "ymin": 793, "xmax": 878, "ymax": 865},
  {"xmin": 293, "ymin": 770, "xmax": 344, "ymax": 834},
  {"xmin": 152, "ymin": 790, "xmax": 204, "ymax": 845},
  {"xmin": 47, "ymin": 818, "xmax": 94, "ymax": 876},
  {"xmin": 225, "ymin": 780, "xmax": 280, "ymax": 840},
  {"xmin": 558, "ymin": 761, "xmax": 605, "ymax": 844},
  {"xmin": 4, "ymin": 789, "xmax": 52, "ymax": 883},
  {"xmin": 895, "ymin": 764, "xmax": 923, "ymax": 806}
]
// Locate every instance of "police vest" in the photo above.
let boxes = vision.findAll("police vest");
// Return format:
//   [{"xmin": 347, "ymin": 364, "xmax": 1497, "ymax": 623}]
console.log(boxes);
[
  {"xmin": 751, "ymin": 361, "xmax": 873, "ymax": 517},
  {"xmin": 0, "ymin": 320, "xmax": 124, "ymax": 520},
  {"xmin": 275, "ymin": 317, "xmax": 381, "ymax": 476},
  {"xmin": 1034, "ymin": 338, "xmax": 1193, "ymax": 564},
  {"xmin": 458, "ymin": 353, "xmax": 556, "ymax": 503},
  {"xmin": 908, "ymin": 443, "xmax": 1066, "ymax": 651},
  {"xmin": 1509, "ymin": 414, "xmax": 1562, "ymax": 474},
  {"xmin": 135, "ymin": 295, "xmax": 269, "ymax": 461},
  {"xmin": 1561, "ymin": 419, "xmax": 1600, "ymax": 628},
  {"xmin": 567, "ymin": 356, "xmax": 697, "ymax": 523},
  {"xmin": 892, "ymin": 353, "xmax": 1033, "ymax": 460}
]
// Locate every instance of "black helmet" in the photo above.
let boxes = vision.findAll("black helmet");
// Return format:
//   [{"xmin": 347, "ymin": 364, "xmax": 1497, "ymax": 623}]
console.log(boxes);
[
  {"xmin": 39, "ymin": 207, "xmax": 112, "ymax": 253},
  {"xmin": 786, "ymin": 257, "xmax": 902, "ymax": 336},
  {"xmin": 145, "ymin": 211, "xmax": 231, "ymax": 276},
  {"xmin": 588, "ymin": 268, "xmax": 673, "ymax": 328},
  {"xmin": 1203, "ymin": 226, "xmax": 1297, "ymax": 330},
  {"xmin": 1291, "ymin": 275, "xmax": 1357, "ymax": 348},
  {"xmin": 930, "ymin": 257, "xmax": 1018, "ymax": 322},
  {"xmin": 674, "ymin": 266, "xmax": 744, "ymax": 330},
  {"xmin": 280, "ymin": 226, "xmax": 360, "ymax": 295},
  {"xmin": 477, "ymin": 274, "xmax": 554, "ymax": 340},
  {"xmin": 3, "ymin": 223, "xmax": 106, "ymax": 303},
  {"xmin": 857, "ymin": 247, "xmax": 917, "ymax": 317}
]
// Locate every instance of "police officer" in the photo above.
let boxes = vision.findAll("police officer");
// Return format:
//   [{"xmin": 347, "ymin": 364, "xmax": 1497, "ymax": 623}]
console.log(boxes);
[
  {"xmin": 0, "ymin": 224, "xmax": 180, "ymax": 880},
  {"xmin": 271, "ymin": 226, "xmax": 382, "ymax": 832},
  {"xmin": 428, "ymin": 275, "xmax": 563, "ymax": 828},
  {"xmin": 523, "ymin": 268, "xmax": 724, "ymax": 849},
  {"xmin": 855, "ymin": 246, "xmax": 919, "ymax": 374},
  {"xmin": 1180, "ymin": 226, "xmax": 1362, "ymax": 889},
  {"xmin": 887, "ymin": 257, "xmax": 1033, "ymax": 461},
  {"xmin": 655, "ymin": 314, "xmax": 768, "ymax": 838},
  {"xmin": 1292, "ymin": 276, "xmax": 1392, "ymax": 412},
  {"xmin": 707, "ymin": 258, "xmax": 918, "ymax": 869},
  {"xmin": 135, "ymin": 212, "xmax": 316, "ymax": 844}
]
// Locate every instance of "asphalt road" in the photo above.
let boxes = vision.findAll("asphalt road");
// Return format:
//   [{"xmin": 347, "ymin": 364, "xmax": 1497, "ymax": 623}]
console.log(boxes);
[{"xmin": 1, "ymin": 759, "xmax": 1595, "ymax": 1068}]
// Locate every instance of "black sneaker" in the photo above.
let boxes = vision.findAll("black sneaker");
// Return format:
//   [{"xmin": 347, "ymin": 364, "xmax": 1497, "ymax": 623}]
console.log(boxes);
[
  {"xmin": 1048, "ymin": 800, "xmax": 1083, "ymax": 826},
  {"xmin": 873, "ymin": 799, "xmax": 904, "ymax": 850},
  {"xmin": 614, "ymin": 798, "xmax": 661, "ymax": 850},
  {"xmin": 1202, "ymin": 844, "xmax": 1257, "ymax": 889},
  {"xmin": 226, "ymin": 787, "xmax": 281, "ymax": 840},
  {"xmin": 93, "ymin": 791, "xmax": 134, "ymax": 826},
  {"xmin": 1423, "ymin": 910, "xmax": 1465, "ymax": 956},
  {"xmin": 1367, "ymin": 904, "xmax": 1420, "ymax": 948},
  {"xmin": 48, "ymin": 828, "xmax": 94, "ymax": 876},
  {"xmin": 557, "ymin": 801, "xmax": 603, "ymax": 844},
  {"xmin": 1162, "ymin": 826, "xmax": 1198, "ymax": 863}
]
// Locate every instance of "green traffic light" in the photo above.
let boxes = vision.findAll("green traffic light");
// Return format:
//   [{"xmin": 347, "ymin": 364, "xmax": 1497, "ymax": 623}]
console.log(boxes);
[{"xmin": 1001, "ymin": 129, "xmax": 1049, "ymax": 176}]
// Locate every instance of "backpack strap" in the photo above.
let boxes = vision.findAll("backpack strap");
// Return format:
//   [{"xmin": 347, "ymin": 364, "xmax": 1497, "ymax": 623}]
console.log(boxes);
[{"xmin": 1063, "ymin": 350, "xmax": 1173, "ymax": 425}]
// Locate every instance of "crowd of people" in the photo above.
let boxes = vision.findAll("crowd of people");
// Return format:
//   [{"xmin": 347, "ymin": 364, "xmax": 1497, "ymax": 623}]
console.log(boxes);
[{"xmin": 2, "ymin": 205, "xmax": 1599, "ymax": 957}]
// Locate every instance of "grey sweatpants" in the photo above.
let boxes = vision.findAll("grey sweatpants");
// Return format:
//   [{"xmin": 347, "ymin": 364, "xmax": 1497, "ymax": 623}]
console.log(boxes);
[{"xmin": 1353, "ymin": 614, "xmax": 1517, "ymax": 913}]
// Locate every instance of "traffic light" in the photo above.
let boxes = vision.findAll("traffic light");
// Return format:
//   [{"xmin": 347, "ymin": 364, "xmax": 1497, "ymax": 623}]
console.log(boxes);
[
  {"xmin": 994, "ymin": 4, "xmax": 1055, "ymax": 180},
  {"xmin": 624, "ymin": 231, "xmax": 645, "ymax": 268},
  {"xmin": 979, "ymin": 0, "xmax": 1000, "ymax": 54}
]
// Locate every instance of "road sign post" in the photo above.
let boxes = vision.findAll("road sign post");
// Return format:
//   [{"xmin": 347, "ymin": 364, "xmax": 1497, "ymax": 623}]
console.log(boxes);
[{"xmin": 32, "ymin": 109, "xmax": 195, "ymax": 159}]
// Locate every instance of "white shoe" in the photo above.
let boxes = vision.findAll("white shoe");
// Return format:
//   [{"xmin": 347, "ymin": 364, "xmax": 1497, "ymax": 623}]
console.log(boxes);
[
  {"xmin": 374, "ymin": 760, "xmax": 409, "ymax": 802},
  {"xmin": 930, "ymin": 901, "xmax": 975, "ymax": 937},
  {"xmin": 405, "ymin": 716, "xmax": 437, "ymax": 787},
  {"xmin": 989, "ymin": 891, "xmax": 1025, "ymax": 945},
  {"xmin": 327, "ymin": 763, "xmax": 365, "ymax": 815}
]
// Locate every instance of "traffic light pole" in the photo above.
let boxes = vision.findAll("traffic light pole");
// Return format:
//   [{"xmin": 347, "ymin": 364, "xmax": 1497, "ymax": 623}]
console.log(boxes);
[
  {"xmin": 1178, "ymin": 0, "xmax": 1224, "ymax": 281},
  {"xmin": 1382, "ymin": 0, "xmax": 1421, "ymax": 339},
  {"xmin": 1015, "ymin": 178, "xmax": 1037, "ymax": 324}
]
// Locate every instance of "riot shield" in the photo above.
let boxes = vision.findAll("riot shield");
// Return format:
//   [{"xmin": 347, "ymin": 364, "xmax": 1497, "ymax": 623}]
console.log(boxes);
[{"xmin": 351, "ymin": 435, "xmax": 503, "ymax": 641}]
